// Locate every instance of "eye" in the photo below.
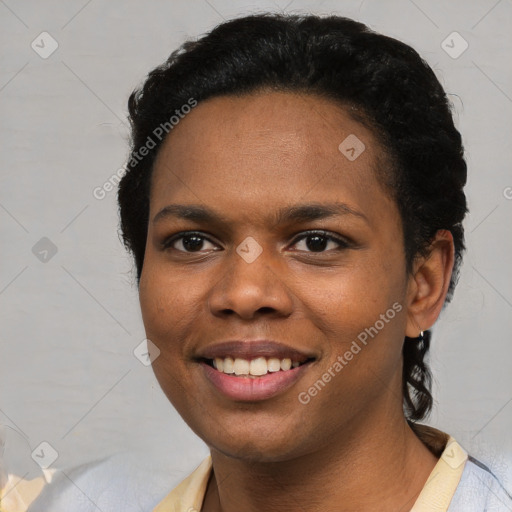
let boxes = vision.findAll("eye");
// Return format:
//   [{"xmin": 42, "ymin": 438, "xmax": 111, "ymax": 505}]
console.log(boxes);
[
  {"xmin": 290, "ymin": 231, "xmax": 350, "ymax": 253},
  {"xmin": 162, "ymin": 230, "xmax": 351, "ymax": 254},
  {"xmin": 162, "ymin": 231, "xmax": 219, "ymax": 253}
]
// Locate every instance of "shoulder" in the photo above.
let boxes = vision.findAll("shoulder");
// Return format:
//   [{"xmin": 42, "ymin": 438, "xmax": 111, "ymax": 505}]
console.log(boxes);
[
  {"xmin": 448, "ymin": 456, "xmax": 512, "ymax": 512},
  {"xmin": 24, "ymin": 450, "xmax": 185, "ymax": 512},
  {"xmin": 410, "ymin": 424, "xmax": 512, "ymax": 512},
  {"xmin": 152, "ymin": 455, "xmax": 212, "ymax": 512}
]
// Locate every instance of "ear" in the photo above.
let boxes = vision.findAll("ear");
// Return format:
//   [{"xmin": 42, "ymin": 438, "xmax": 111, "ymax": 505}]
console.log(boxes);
[{"xmin": 404, "ymin": 229, "xmax": 455, "ymax": 338}]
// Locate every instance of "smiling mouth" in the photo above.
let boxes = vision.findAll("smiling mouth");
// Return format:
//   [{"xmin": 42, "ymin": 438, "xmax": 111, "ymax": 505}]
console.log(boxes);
[{"xmin": 200, "ymin": 356, "xmax": 315, "ymax": 377}]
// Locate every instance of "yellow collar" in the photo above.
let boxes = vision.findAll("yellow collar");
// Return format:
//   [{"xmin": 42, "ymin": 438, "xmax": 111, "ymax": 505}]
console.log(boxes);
[{"xmin": 153, "ymin": 426, "xmax": 468, "ymax": 512}]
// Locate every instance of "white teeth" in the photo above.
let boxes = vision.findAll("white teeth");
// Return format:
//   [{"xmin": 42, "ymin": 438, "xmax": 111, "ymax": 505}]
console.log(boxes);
[
  {"xmin": 249, "ymin": 357, "xmax": 268, "ymax": 376},
  {"xmin": 211, "ymin": 356, "xmax": 306, "ymax": 376},
  {"xmin": 267, "ymin": 358, "xmax": 281, "ymax": 372},
  {"xmin": 233, "ymin": 358, "xmax": 250, "ymax": 375},
  {"xmin": 223, "ymin": 357, "xmax": 234, "ymax": 374},
  {"xmin": 280, "ymin": 358, "xmax": 292, "ymax": 371}
]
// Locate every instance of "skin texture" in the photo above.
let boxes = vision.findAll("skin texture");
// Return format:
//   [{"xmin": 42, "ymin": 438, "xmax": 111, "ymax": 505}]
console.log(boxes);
[{"xmin": 139, "ymin": 91, "xmax": 455, "ymax": 512}]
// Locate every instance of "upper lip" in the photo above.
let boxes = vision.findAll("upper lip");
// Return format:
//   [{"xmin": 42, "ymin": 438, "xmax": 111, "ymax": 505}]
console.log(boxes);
[{"xmin": 195, "ymin": 340, "xmax": 316, "ymax": 363}]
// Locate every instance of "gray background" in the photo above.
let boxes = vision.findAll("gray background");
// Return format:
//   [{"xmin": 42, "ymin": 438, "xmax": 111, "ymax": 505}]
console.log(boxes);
[{"xmin": 1, "ymin": 0, "xmax": 511, "ymax": 492}]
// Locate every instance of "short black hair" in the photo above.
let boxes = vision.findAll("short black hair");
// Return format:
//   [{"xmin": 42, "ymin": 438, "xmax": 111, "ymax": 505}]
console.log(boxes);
[{"xmin": 117, "ymin": 13, "xmax": 468, "ymax": 423}]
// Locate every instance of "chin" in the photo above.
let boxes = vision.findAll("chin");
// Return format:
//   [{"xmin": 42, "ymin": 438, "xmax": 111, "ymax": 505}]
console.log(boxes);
[
  {"xmin": 210, "ymin": 437, "xmax": 305, "ymax": 463},
  {"xmin": 198, "ymin": 419, "xmax": 312, "ymax": 463}
]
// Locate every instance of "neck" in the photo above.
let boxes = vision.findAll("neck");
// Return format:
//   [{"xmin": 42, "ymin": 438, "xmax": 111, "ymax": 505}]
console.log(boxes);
[{"xmin": 203, "ymin": 403, "xmax": 439, "ymax": 512}]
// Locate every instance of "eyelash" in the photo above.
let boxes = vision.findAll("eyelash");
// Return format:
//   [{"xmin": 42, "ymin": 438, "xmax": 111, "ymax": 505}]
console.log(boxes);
[{"xmin": 161, "ymin": 230, "xmax": 351, "ymax": 254}]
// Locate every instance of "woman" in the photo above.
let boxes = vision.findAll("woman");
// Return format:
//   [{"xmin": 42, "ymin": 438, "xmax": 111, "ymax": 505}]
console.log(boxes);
[{"xmin": 115, "ymin": 12, "xmax": 511, "ymax": 512}]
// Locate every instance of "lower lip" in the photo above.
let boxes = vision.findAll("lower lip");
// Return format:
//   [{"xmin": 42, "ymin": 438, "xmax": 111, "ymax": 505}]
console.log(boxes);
[{"xmin": 199, "ymin": 361, "xmax": 312, "ymax": 401}]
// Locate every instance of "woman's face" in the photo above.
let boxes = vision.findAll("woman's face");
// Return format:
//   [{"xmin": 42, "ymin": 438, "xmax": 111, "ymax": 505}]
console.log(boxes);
[{"xmin": 139, "ymin": 91, "xmax": 414, "ymax": 461}]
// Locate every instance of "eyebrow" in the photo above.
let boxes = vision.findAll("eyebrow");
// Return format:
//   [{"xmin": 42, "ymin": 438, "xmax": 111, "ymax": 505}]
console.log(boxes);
[{"xmin": 152, "ymin": 202, "xmax": 369, "ymax": 227}]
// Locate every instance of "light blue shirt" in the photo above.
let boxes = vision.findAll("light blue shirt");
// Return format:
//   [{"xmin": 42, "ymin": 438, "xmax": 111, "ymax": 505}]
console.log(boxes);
[
  {"xmin": 448, "ymin": 457, "xmax": 512, "ymax": 511},
  {"xmin": 10, "ymin": 446, "xmax": 512, "ymax": 511}
]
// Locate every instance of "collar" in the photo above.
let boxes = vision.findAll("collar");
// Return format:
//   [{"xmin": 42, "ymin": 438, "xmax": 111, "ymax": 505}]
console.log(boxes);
[{"xmin": 153, "ymin": 425, "xmax": 468, "ymax": 512}]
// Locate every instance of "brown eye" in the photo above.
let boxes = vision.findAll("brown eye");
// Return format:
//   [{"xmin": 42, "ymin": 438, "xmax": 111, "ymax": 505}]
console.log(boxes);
[
  {"xmin": 291, "ymin": 231, "xmax": 350, "ymax": 253},
  {"xmin": 162, "ymin": 232, "xmax": 218, "ymax": 253}
]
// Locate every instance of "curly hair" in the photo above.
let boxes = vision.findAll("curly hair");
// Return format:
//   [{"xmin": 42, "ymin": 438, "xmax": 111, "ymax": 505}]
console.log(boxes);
[{"xmin": 117, "ymin": 13, "xmax": 468, "ymax": 423}]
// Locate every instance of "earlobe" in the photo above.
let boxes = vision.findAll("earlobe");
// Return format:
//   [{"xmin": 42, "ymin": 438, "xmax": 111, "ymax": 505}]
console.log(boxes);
[{"xmin": 405, "ymin": 230, "xmax": 455, "ymax": 338}]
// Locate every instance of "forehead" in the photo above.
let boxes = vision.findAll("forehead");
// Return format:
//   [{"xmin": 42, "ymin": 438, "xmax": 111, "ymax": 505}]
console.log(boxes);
[{"xmin": 150, "ymin": 91, "xmax": 394, "ymax": 229}]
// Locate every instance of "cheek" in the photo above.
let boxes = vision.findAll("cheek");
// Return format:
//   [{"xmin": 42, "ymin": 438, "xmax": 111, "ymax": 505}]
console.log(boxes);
[
  {"xmin": 138, "ymin": 263, "xmax": 202, "ymax": 409},
  {"xmin": 299, "ymin": 253, "xmax": 407, "ymax": 384},
  {"xmin": 300, "ymin": 257, "xmax": 403, "ymax": 334},
  {"xmin": 139, "ymin": 261, "xmax": 197, "ymax": 345}
]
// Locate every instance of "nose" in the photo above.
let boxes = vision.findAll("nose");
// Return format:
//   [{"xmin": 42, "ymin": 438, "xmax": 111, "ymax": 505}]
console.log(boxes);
[{"xmin": 207, "ymin": 242, "xmax": 294, "ymax": 321}]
